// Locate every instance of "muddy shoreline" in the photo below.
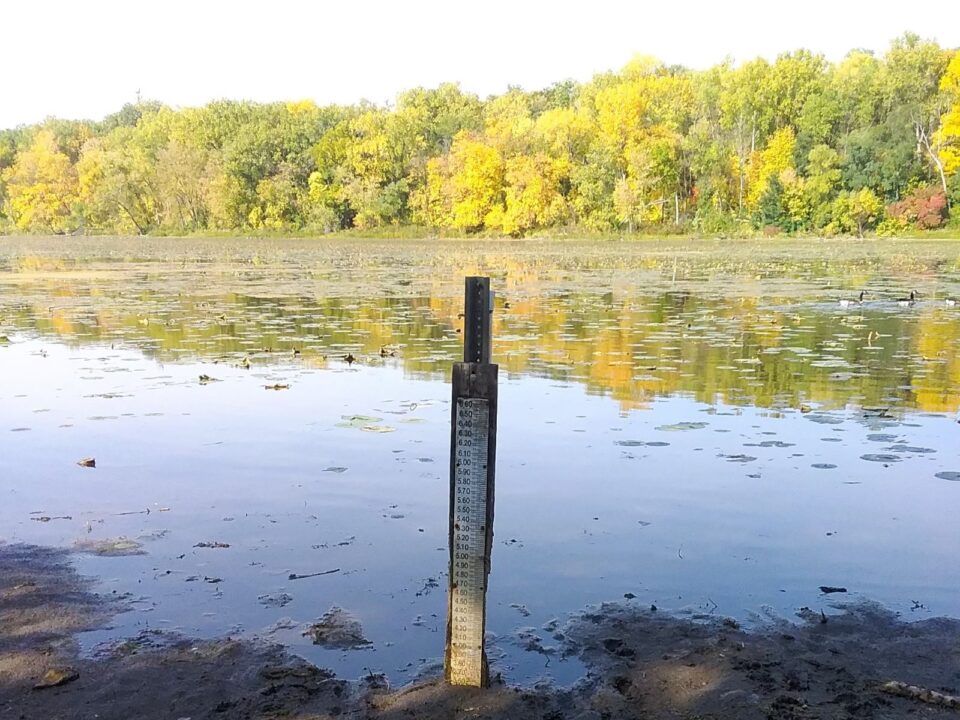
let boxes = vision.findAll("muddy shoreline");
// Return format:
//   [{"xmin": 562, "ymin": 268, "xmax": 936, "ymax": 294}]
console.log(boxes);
[{"xmin": 3, "ymin": 543, "xmax": 959, "ymax": 719}]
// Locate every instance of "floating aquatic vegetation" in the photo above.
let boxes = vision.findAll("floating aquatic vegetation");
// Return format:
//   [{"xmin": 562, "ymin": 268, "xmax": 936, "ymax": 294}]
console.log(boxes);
[
  {"xmin": 74, "ymin": 537, "xmax": 145, "ymax": 556},
  {"xmin": 655, "ymin": 422, "xmax": 708, "ymax": 432}
]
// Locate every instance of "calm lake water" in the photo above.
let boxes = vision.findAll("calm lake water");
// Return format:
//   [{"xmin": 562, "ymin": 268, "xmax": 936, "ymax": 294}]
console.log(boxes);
[{"xmin": 1, "ymin": 236, "xmax": 959, "ymax": 686}]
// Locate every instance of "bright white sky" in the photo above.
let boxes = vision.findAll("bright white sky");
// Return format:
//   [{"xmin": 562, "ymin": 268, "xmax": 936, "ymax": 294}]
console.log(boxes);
[{"xmin": 3, "ymin": 0, "xmax": 959, "ymax": 128}]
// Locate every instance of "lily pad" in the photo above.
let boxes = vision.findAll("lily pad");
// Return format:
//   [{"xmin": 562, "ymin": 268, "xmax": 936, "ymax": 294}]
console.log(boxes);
[
  {"xmin": 860, "ymin": 454, "xmax": 902, "ymax": 463},
  {"xmin": 884, "ymin": 444, "xmax": 935, "ymax": 454},
  {"xmin": 336, "ymin": 414, "xmax": 382, "ymax": 428},
  {"xmin": 804, "ymin": 413, "xmax": 844, "ymax": 425},
  {"xmin": 361, "ymin": 424, "xmax": 396, "ymax": 433},
  {"xmin": 656, "ymin": 422, "xmax": 708, "ymax": 432}
]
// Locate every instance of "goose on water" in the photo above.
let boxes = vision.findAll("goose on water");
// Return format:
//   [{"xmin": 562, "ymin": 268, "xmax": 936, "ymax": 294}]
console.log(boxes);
[
  {"xmin": 839, "ymin": 290, "xmax": 866, "ymax": 307},
  {"xmin": 896, "ymin": 290, "xmax": 917, "ymax": 307}
]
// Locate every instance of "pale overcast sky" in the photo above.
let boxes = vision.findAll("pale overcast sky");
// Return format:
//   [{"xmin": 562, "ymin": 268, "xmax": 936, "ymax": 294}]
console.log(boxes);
[{"xmin": 3, "ymin": 0, "xmax": 959, "ymax": 128}]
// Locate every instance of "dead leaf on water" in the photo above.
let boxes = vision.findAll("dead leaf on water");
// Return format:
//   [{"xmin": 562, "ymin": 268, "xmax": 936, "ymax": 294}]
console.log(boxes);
[{"xmin": 76, "ymin": 457, "xmax": 96, "ymax": 468}]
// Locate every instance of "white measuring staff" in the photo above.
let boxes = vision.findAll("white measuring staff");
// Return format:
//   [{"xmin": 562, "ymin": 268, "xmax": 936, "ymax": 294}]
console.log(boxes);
[{"xmin": 448, "ymin": 397, "xmax": 490, "ymax": 686}]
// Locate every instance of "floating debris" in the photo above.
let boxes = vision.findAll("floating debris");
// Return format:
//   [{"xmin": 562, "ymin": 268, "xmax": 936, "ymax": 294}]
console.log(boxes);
[
  {"xmin": 511, "ymin": 603, "xmax": 531, "ymax": 617},
  {"xmin": 258, "ymin": 592, "xmax": 293, "ymax": 608},
  {"xmin": 74, "ymin": 537, "xmax": 145, "ymax": 556},
  {"xmin": 289, "ymin": 568, "xmax": 340, "ymax": 581},
  {"xmin": 76, "ymin": 457, "xmax": 96, "ymax": 468},
  {"xmin": 194, "ymin": 541, "xmax": 230, "ymax": 549}
]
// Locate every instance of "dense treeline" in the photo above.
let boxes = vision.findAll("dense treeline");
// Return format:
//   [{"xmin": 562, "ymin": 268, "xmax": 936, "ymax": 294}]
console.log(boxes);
[{"xmin": 2, "ymin": 34, "xmax": 960, "ymax": 238}]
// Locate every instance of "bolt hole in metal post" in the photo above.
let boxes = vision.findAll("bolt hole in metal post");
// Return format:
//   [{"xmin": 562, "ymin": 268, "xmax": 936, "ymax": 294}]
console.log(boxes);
[{"xmin": 446, "ymin": 278, "xmax": 498, "ymax": 687}]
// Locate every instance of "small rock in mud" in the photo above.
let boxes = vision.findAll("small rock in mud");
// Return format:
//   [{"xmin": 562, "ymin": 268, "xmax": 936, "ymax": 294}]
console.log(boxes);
[
  {"xmin": 33, "ymin": 668, "xmax": 79, "ymax": 690},
  {"xmin": 303, "ymin": 607, "xmax": 371, "ymax": 649},
  {"xmin": 74, "ymin": 537, "xmax": 145, "ymax": 556},
  {"xmin": 515, "ymin": 627, "xmax": 554, "ymax": 655},
  {"xmin": 261, "ymin": 617, "xmax": 299, "ymax": 634}
]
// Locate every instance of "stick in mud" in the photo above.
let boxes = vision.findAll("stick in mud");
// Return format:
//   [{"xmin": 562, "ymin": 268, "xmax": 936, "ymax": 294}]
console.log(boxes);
[{"xmin": 880, "ymin": 681, "xmax": 960, "ymax": 709}]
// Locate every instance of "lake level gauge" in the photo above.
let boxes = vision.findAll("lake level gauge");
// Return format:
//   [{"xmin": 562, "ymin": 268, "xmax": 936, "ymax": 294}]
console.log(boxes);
[{"xmin": 445, "ymin": 278, "xmax": 498, "ymax": 687}]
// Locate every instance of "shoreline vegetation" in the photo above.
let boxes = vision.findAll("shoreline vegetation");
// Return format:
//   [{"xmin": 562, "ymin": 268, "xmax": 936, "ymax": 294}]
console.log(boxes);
[
  {"xmin": 2, "ymin": 34, "xmax": 960, "ymax": 241},
  {"xmin": 3, "ymin": 226, "xmax": 960, "ymax": 242}
]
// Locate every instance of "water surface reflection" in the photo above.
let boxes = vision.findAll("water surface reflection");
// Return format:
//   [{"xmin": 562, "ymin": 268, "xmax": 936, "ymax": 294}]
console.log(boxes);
[{"xmin": 1, "ymin": 237, "xmax": 959, "ymax": 685}]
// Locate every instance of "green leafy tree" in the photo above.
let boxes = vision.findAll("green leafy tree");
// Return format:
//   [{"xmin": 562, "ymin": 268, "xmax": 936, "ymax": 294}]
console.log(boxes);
[{"xmin": 3, "ymin": 129, "xmax": 79, "ymax": 233}]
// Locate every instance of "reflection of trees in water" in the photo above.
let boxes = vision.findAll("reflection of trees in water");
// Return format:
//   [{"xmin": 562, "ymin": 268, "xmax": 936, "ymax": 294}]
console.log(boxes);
[{"xmin": 6, "ymin": 280, "xmax": 959, "ymax": 413}]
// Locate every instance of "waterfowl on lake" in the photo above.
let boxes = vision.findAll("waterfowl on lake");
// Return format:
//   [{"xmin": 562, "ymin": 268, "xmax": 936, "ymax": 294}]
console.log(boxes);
[
  {"xmin": 946, "ymin": 297, "xmax": 957, "ymax": 307},
  {"xmin": 839, "ymin": 291, "xmax": 866, "ymax": 307},
  {"xmin": 896, "ymin": 290, "xmax": 917, "ymax": 306}
]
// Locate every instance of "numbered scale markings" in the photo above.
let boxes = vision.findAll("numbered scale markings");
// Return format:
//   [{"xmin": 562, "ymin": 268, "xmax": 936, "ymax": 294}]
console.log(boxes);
[{"xmin": 449, "ymin": 397, "xmax": 490, "ymax": 685}]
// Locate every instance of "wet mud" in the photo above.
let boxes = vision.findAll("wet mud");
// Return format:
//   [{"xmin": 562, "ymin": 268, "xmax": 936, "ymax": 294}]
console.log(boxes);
[{"xmin": 3, "ymin": 543, "xmax": 958, "ymax": 720}]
